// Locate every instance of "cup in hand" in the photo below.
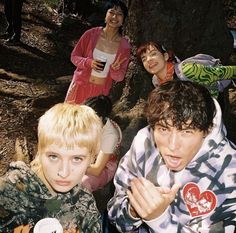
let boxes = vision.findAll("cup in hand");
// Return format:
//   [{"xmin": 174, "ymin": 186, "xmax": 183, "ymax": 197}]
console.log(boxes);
[
  {"xmin": 33, "ymin": 218, "xmax": 63, "ymax": 233},
  {"xmin": 97, "ymin": 56, "xmax": 107, "ymax": 71}
]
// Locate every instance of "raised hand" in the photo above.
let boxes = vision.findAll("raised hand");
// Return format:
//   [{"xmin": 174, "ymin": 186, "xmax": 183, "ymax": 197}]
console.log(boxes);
[
  {"xmin": 111, "ymin": 54, "xmax": 127, "ymax": 70},
  {"xmin": 127, "ymin": 177, "xmax": 180, "ymax": 221}
]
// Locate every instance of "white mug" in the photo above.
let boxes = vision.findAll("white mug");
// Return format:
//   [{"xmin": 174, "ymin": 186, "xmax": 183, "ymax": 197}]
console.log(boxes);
[{"xmin": 33, "ymin": 218, "xmax": 63, "ymax": 233}]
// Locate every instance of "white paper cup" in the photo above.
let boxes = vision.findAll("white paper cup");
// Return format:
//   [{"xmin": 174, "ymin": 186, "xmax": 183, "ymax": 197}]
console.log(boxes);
[{"xmin": 33, "ymin": 218, "xmax": 63, "ymax": 233}]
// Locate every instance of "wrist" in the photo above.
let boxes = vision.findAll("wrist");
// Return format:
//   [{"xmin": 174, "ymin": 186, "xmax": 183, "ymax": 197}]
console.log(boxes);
[{"xmin": 128, "ymin": 204, "xmax": 140, "ymax": 219}]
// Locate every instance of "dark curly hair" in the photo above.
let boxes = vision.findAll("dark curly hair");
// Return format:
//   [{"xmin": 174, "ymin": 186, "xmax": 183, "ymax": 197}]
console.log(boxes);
[{"xmin": 145, "ymin": 80, "xmax": 216, "ymax": 133}]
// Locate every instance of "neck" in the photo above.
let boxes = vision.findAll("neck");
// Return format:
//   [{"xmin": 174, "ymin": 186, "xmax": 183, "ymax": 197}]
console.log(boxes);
[
  {"xmin": 36, "ymin": 169, "xmax": 57, "ymax": 195},
  {"xmin": 156, "ymin": 62, "xmax": 174, "ymax": 83},
  {"xmin": 103, "ymin": 27, "xmax": 120, "ymax": 41},
  {"xmin": 156, "ymin": 64, "xmax": 168, "ymax": 81}
]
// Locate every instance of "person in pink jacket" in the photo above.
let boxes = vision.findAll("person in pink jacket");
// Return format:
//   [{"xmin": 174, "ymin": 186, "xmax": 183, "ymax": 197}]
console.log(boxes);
[{"xmin": 65, "ymin": 0, "xmax": 131, "ymax": 104}]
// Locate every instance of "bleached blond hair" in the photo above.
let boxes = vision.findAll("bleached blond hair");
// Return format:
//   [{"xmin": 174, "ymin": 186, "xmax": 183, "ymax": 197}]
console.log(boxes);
[{"xmin": 31, "ymin": 103, "xmax": 102, "ymax": 172}]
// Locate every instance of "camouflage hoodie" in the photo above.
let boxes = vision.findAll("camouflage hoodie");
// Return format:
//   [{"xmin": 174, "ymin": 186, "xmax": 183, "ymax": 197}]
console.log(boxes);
[{"xmin": 0, "ymin": 162, "xmax": 102, "ymax": 233}]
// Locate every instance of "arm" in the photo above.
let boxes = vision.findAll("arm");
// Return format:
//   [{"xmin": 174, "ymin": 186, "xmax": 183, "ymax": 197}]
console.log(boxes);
[
  {"xmin": 0, "ymin": 162, "xmax": 44, "ymax": 232},
  {"xmin": 70, "ymin": 28, "xmax": 95, "ymax": 70},
  {"xmin": 82, "ymin": 193, "xmax": 102, "ymax": 233},
  {"xmin": 108, "ymin": 38, "xmax": 131, "ymax": 82},
  {"xmin": 182, "ymin": 63, "xmax": 236, "ymax": 85},
  {"xmin": 86, "ymin": 119, "xmax": 121, "ymax": 177},
  {"xmin": 107, "ymin": 131, "xmax": 151, "ymax": 232},
  {"xmin": 86, "ymin": 151, "xmax": 111, "ymax": 176}
]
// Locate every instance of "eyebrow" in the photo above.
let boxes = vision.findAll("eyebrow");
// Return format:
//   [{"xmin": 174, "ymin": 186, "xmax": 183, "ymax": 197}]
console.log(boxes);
[
  {"xmin": 141, "ymin": 48, "xmax": 157, "ymax": 58},
  {"xmin": 155, "ymin": 123, "xmax": 168, "ymax": 128},
  {"xmin": 45, "ymin": 151, "xmax": 89, "ymax": 158},
  {"xmin": 109, "ymin": 9, "xmax": 123, "ymax": 13}
]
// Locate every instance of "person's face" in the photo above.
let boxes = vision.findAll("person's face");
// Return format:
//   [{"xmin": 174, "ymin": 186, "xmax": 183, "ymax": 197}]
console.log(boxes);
[
  {"xmin": 153, "ymin": 121, "xmax": 207, "ymax": 171},
  {"xmin": 41, "ymin": 144, "xmax": 92, "ymax": 193},
  {"xmin": 105, "ymin": 6, "xmax": 124, "ymax": 28},
  {"xmin": 141, "ymin": 45, "xmax": 169, "ymax": 75}
]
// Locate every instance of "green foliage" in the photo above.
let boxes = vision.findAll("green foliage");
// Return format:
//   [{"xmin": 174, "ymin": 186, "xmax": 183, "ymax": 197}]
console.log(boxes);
[{"xmin": 43, "ymin": 0, "xmax": 59, "ymax": 7}]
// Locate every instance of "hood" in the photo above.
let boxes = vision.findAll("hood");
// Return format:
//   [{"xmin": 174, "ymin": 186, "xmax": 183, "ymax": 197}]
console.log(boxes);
[{"xmin": 187, "ymin": 98, "xmax": 226, "ymax": 167}]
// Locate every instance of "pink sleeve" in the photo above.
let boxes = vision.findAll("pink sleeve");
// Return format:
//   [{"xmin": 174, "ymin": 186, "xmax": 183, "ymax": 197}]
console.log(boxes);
[
  {"xmin": 108, "ymin": 38, "xmax": 131, "ymax": 82},
  {"xmin": 70, "ymin": 29, "xmax": 94, "ymax": 69}
]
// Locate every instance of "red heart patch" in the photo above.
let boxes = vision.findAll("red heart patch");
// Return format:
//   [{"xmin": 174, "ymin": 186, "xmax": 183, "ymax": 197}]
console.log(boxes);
[{"xmin": 183, "ymin": 182, "xmax": 217, "ymax": 217}]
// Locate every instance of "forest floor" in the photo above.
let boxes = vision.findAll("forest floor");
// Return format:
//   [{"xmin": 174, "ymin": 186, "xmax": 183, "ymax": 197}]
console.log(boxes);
[
  {"xmin": 0, "ymin": 0, "xmax": 236, "ymax": 178},
  {"xmin": 0, "ymin": 0, "xmax": 97, "ymax": 175}
]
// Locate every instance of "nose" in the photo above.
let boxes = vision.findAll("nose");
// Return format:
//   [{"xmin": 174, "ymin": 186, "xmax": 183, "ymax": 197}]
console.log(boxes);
[
  {"xmin": 146, "ymin": 55, "xmax": 152, "ymax": 62},
  {"xmin": 111, "ymin": 12, "xmax": 117, "ymax": 18},
  {"xmin": 168, "ymin": 131, "xmax": 180, "ymax": 151},
  {"xmin": 57, "ymin": 161, "xmax": 70, "ymax": 178}
]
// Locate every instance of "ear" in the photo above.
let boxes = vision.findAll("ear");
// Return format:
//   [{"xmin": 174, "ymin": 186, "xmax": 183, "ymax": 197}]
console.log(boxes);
[
  {"xmin": 164, "ymin": 52, "xmax": 169, "ymax": 61},
  {"xmin": 90, "ymin": 154, "xmax": 96, "ymax": 164},
  {"xmin": 203, "ymin": 128, "xmax": 211, "ymax": 138}
]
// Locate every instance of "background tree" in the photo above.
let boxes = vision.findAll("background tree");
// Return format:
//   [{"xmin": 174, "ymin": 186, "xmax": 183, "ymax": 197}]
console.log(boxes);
[{"xmin": 109, "ymin": 0, "xmax": 235, "ymax": 154}]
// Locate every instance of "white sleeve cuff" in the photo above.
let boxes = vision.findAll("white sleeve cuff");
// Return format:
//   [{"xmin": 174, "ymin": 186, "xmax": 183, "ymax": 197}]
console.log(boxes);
[
  {"xmin": 128, "ymin": 204, "xmax": 141, "ymax": 220},
  {"xmin": 143, "ymin": 208, "xmax": 169, "ymax": 230}
]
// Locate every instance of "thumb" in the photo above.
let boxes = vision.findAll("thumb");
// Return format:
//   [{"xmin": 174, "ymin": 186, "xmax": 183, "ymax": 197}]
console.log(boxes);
[
  {"xmin": 171, "ymin": 183, "xmax": 181, "ymax": 196},
  {"xmin": 163, "ymin": 183, "xmax": 180, "ymax": 204}
]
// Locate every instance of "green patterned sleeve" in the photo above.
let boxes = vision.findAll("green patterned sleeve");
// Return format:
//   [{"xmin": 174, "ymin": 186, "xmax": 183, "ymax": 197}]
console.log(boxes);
[{"xmin": 182, "ymin": 63, "xmax": 236, "ymax": 85}]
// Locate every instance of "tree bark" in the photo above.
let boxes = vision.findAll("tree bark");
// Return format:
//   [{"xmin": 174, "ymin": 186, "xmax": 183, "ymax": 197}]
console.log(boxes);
[{"xmin": 110, "ymin": 0, "xmax": 234, "ymax": 155}]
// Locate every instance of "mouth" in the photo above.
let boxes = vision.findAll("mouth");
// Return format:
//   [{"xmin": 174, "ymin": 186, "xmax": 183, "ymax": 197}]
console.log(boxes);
[
  {"xmin": 164, "ymin": 154, "xmax": 182, "ymax": 170},
  {"xmin": 148, "ymin": 63, "xmax": 158, "ymax": 70},
  {"xmin": 55, "ymin": 180, "xmax": 71, "ymax": 186},
  {"xmin": 109, "ymin": 20, "xmax": 120, "ymax": 26}
]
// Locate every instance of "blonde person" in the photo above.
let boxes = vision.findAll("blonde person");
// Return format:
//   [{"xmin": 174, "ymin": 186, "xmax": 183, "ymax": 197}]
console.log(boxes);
[
  {"xmin": 81, "ymin": 95, "xmax": 122, "ymax": 192},
  {"xmin": 136, "ymin": 41, "xmax": 236, "ymax": 98},
  {"xmin": 0, "ymin": 103, "xmax": 103, "ymax": 233},
  {"xmin": 65, "ymin": 0, "xmax": 131, "ymax": 104}
]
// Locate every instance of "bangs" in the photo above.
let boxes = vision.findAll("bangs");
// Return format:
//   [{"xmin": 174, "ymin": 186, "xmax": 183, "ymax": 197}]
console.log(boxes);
[
  {"xmin": 38, "ymin": 121, "xmax": 101, "ymax": 156},
  {"xmin": 37, "ymin": 103, "xmax": 102, "ymax": 157}
]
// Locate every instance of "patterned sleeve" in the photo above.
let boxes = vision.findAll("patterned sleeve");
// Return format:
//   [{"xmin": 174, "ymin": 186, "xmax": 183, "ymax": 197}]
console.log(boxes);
[
  {"xmin": 181, "ymin": 63, "xmax": 236, "ymax": 85},
  {"xmin": 81, "ymin": 192, "xmax": 102, "ymax": 233},
  {"xmin": 107, "ymin": 133, "xmax": 145, "ymax": 232},
  {"xmin": 0, "ymin": 163, "xmax": 45, "ymax": 232}
]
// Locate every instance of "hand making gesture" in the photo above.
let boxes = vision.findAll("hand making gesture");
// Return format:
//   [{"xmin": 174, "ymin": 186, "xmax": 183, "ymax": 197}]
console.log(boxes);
[
  {"xmin": 111, "ymin": 54, "xmax": 128, "ymax": 70},
  {"xmin": 127, "ymin": 177, "xmax": 180, "ymax": 221}
]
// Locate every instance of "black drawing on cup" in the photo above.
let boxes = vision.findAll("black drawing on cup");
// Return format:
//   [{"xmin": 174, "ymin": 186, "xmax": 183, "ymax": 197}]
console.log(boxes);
[{"xmin": 96, "ymin": 56, "xmax": 107, "ymax": 71}]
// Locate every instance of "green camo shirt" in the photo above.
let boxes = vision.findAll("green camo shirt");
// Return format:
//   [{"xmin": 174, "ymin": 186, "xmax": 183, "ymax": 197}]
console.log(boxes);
[{"xmin": 0, "ymin": 161, "xmax": 102, "ymax": 233}]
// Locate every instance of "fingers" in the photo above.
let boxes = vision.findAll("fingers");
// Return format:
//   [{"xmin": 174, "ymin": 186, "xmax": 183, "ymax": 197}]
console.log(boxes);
[
  {"xmin": 91, "ymin": 60, "xmax": 105, "ymax": 71},
  {"xmin": 119, "ymin": 56, "xmax": 128, "ymax": 64},
  {"xmin": 128, "ymin": 178, "xmax": 163, "ymax": 219},
  {"xmin": 22, "ymin": 225, "xmax": 31, "ymax": 233},
  {"xmin": 111, "ymin": 60, "xmax": 121, "ymax": 70},
  {"xmin": 13, "ymin": 225, "xmax": 32, "ymax": 233},
  {"xmin": 64, "ymin": 228, "xmax": 78, "ymax": 233},
  {"xmin": 13, "ymin": 225, "xmax": 23, "ymax": 233},
  {"xmin": 112, "ymin": 55, "xmax": 128, "ymax": 70},
  {"xmin": 127, "ymin": 177, "xmax": 180, "ymax": 220}
]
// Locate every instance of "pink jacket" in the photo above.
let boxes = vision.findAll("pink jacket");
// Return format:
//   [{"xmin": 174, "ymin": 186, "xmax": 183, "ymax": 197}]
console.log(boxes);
[{"xmin": 71, "ymin": 27, "xmax": 131, "ymax": 95}]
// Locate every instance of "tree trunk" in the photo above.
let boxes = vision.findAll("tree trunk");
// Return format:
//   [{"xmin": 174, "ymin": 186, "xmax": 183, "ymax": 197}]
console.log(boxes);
[{"xmin": 110, "ymin": 0, "xmax": 234, "ymax": 155}]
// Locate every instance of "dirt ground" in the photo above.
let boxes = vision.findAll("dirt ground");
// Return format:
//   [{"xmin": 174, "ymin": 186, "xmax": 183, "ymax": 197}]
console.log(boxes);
[
  {"xmin": 0, "ymin": 0, "xmax": 236, "ymax": 178},
  {"xmin": 0, "ymin": 0, "xmax": 94, "ymax": 175}
]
